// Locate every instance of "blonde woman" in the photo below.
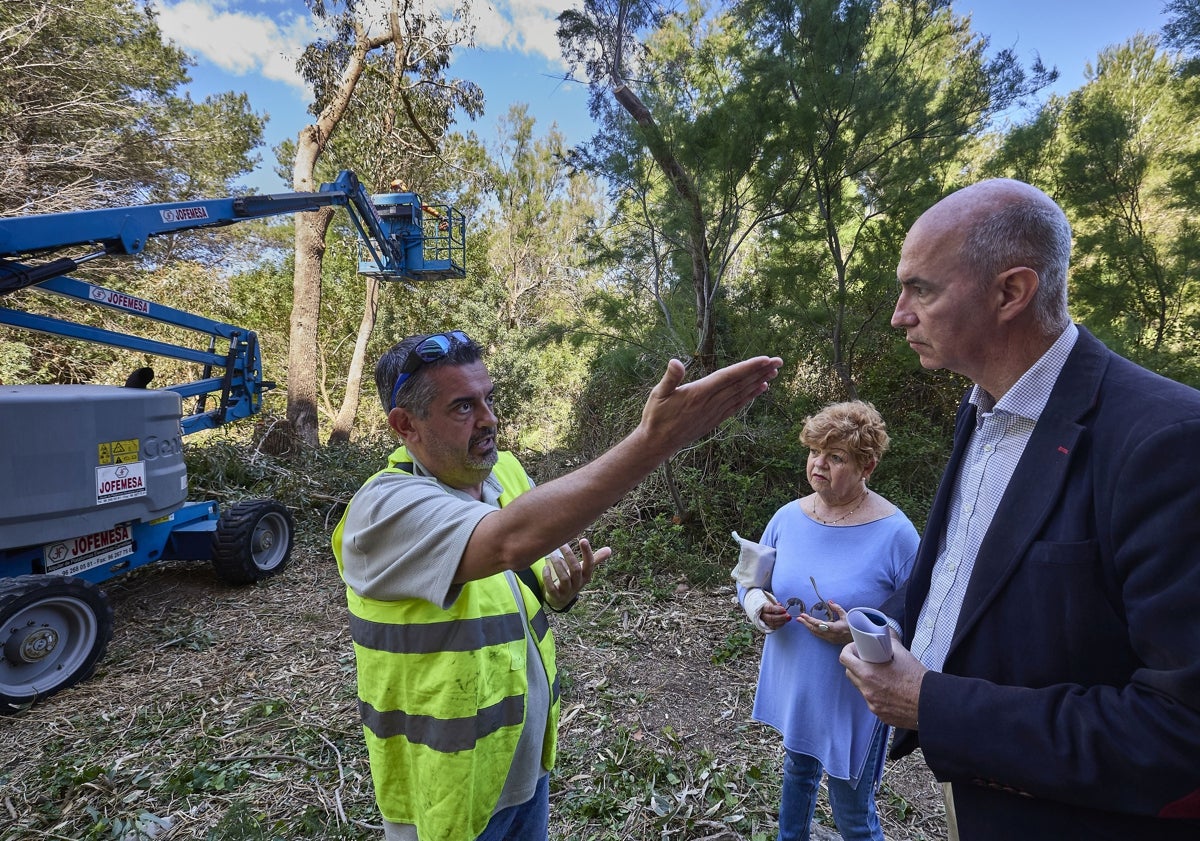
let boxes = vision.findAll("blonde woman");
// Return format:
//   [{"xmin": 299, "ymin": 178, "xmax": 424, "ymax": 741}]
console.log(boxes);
[{"xmin": 738, "ymin": 401, "xmax": 917, "ymax": 841}]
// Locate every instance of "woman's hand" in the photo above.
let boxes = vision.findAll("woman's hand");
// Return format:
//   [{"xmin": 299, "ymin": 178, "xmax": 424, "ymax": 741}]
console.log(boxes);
[
  {"xmin": 758, "ymin": 596, "xmax": 792, "ymax": 631},
  {"xmin": 799, "ymin": 599, "xmax": 852, "ymax": 645}
]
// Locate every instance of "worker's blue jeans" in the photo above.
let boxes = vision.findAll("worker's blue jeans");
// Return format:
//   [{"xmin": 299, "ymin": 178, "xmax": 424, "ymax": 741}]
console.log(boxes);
[
  {"xmin": 777, "ymin": 726, "xmax": 886, "ymax": 841},
  {"xmin": 476, "ymin": 772, "xmax": 550, "ymax": 841}
]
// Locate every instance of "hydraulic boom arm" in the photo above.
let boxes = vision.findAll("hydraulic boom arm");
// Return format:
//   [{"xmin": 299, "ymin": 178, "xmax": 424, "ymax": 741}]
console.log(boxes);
[
  {"xmin": 0, "ymin": 171, "xmax": 416, "ymax": 293},
  {"xmin": 0, "ymin": 170, "xmax": 466, "ymax": 433}
]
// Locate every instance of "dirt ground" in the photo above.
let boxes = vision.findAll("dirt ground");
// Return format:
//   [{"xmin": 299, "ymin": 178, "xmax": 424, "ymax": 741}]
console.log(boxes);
[
  {"xmin": 548, "ymin": 580, "xmax": 948, "ymax": 841},
  {"xmin": 0, "ymin": 543, "xmax": 947, "ymax": 840}
]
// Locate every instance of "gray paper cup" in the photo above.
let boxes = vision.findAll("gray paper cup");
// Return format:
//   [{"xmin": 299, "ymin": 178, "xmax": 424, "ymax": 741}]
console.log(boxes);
[{"xmin": 847, "ymin": 607, "xmax": 894, "ymax": 663}]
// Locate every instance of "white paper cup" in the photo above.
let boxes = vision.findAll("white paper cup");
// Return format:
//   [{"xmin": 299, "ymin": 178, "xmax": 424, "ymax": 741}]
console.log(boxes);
[{"xmin": 847, "ymin": 607, "xmax": 894, "ymax": 663}]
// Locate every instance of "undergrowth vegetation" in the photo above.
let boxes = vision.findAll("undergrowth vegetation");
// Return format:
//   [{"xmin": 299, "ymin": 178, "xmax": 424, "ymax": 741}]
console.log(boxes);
[
  {"xmin": 184, "ymin": 410, "xmax": 947, "ymax": 590},
  {"xmin": 0, "ymin": 428, "xmax": 949, "ymax": 840}
]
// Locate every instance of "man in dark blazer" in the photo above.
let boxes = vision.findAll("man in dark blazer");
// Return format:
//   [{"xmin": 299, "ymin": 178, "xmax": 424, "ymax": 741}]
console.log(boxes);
[{"xmin": 842, "ymin": 178, "xmax": 1200, "ymax": 839}]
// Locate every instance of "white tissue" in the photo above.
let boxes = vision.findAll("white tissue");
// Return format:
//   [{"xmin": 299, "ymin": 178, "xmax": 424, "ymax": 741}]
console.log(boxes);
[{"xmin": 730, "ymin": 530, "xmax": 777, "ymax": 590}]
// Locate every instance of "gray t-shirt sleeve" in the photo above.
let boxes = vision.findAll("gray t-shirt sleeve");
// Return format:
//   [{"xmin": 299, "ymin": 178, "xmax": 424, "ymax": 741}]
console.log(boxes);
[{"xmin": 337, "ymin": 471, "xmax": 495, "ymax": 607}]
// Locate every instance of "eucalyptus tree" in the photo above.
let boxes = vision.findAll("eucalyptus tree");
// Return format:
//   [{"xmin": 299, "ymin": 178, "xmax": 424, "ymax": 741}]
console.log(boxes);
[
  {"xmin": 0, "ymin": 0, "xmax": 264, "ymax": 216},
  {"xmin": 471, "ymin": 104, "xmax": 607, "ymax": 450},
  {"xmin": 0, "ymin": 0, "xmax": 264, "ymax": 388},
  {"xmin": 301, "ymin": 35, "xmax": 486, "ymax": 445},
  {"xmin": 286, "ymin": 0, "xmax": 482, "ymax": 446},
  {"xmin": 985, "ymin": 30, "xmax": 1200, "ymax": 387},
  {"xmin": 559, "ymin": 0, "xmax": 783, "ymax": 372},
  {"xmin": 482, "ymin": 105, "xmax": 602, "ymax": 331},
  {"xmin": 1164, "ymin": 0, "xmax": 1200, "ymax": 74}
]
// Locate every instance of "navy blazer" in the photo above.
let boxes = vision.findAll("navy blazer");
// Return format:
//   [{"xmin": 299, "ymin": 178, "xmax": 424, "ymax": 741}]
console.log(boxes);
[{"xmin": 890, "ymin": 327, "xmax": 1200, "ymax": 839}]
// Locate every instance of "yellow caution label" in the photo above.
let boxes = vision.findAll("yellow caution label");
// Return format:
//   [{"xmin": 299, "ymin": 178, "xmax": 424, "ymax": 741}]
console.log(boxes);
[{"xmin": 98, "ymin": 439, "xmax": 140, "ymax": 465}]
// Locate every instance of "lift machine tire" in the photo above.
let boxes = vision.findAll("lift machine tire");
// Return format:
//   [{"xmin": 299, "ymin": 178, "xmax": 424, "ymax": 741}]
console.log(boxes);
[
  {"xmin": 211, "ymin": 499, "xmax": 295, "ymax": 585},
  {"xmin": 0, "ymin": 575, "xmax": 114, "ymax": 714}
]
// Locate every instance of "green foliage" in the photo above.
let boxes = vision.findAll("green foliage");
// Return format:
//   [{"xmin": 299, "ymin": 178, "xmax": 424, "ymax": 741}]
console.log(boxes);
[
  {"xmin": 205, "ymin": 801, "xmax": 272, "ymax": 841},
  {"xmin": 988, "ymin": 33, "xmax": 1200, "ymax": 386},
  {"xmin": 553, "ymin": 726, "xmax": 777, "ymax": 838},
  {"xmin": 0, "ymin": 0, "xmax": 264, "ymax": 214},
  {"xmin": 866, "ymin": 413, "xmax": 952, "ymax": 534},
  {"xmin": 6, "ymin": 0, "xmax": 1200, "ymax": 642},
  {"xmin": 183, "ymin": 420, "xmax": 394, "ymax": 531},
  {"xmin": 882, "ymin": 779, "xmax": 915, "ymax": 821},
  {"xmin": 711, "ymin": 624, "xmax": 757, "ymax": 664}
]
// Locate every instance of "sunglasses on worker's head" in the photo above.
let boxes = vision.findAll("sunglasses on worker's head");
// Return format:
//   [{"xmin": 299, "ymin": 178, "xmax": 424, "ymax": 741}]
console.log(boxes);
[{"xmin": 389, "ymin": 330, "xmax": 472, "ymax": 410}]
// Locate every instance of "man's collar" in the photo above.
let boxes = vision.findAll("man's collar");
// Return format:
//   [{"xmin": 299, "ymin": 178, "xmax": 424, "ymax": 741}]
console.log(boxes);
[{"xmin": 969, "ymin": 322, "xmax": 1079, "ymax": 424}]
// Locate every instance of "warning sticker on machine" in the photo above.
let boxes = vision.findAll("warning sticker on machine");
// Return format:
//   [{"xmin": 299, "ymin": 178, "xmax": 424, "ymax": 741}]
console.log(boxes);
[
  {"xmin": 98, "ymin": 438, "xmax": 140, "ymax": 465},
  {"xmin": 96, "ymin": 462, "xmax": 147, "ymax": 504},
  {"xmin": 43, "ymin": 523, "xmax": 134, "ymax": 575}
]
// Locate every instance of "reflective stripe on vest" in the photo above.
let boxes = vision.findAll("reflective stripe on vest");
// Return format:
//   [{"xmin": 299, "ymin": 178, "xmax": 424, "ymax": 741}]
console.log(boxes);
[
  {"xmin": 348, "ymin": 605, "xmax": 551, "ymax": 653},
  {"xmin": 360, "ymin": 693, "xmax": 525, "ymax": 752}
]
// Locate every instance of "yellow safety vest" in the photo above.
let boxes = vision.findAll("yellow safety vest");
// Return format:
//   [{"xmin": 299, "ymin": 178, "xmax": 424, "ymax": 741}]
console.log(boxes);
[{"xmin": 332, "ymin": 447, "xmax": 560, "ymax": 841}]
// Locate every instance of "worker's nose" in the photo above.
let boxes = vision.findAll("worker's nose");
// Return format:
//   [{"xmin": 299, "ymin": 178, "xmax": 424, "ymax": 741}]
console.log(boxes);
[
  {"xmin": 477, "ymin": 402, "xmax": 498, "ymax": 426},
  {"xmin": 891, "ymin": 293, "xmax": 915, "ymax": 329}
]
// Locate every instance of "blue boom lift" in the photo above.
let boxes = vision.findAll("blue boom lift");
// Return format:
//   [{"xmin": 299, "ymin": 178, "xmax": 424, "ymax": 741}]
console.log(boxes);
[{"xmin": 0, "ymin": 172, "xmax": 465, "ymax": 712}]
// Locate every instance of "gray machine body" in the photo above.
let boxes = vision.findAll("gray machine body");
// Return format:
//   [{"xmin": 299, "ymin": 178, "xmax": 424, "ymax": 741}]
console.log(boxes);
[{"xmin": 0, "ymin": 385, "xmax": 188, "ymax": 548}]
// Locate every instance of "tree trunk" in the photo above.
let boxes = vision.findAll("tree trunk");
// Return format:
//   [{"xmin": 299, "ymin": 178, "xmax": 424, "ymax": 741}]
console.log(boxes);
[
  {"xmin": 286, "ymin": 18, "xmax": 392, "ymax": 446},
  {"xmin": 287, "ymin": 202, "xmax": 334, "ymax": 447},
  {"xmin": 328, "ymin": 276, "xmax": 382, "ymax": 445}
]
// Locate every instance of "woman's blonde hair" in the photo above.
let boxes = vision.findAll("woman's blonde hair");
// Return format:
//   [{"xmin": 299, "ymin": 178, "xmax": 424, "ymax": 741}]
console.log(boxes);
[{"xmin": 799, "ymin": 401, "xmax": 890, "ymax": 468}]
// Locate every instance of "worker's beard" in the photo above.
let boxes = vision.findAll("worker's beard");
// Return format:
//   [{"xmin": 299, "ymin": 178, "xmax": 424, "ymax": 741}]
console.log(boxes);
[{"xmin": 467, "ymin": 428, "xmax": 499, "ymax": 471}]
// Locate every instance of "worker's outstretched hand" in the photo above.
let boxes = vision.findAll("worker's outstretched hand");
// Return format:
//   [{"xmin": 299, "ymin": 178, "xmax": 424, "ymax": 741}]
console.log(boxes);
[
  {"xmin": 541, "ymin": 538, "xmax": 609, "ymax": 611},
  {"xmin": 640, "ymin": 357, "xmax": 782, "ymax": 455}
]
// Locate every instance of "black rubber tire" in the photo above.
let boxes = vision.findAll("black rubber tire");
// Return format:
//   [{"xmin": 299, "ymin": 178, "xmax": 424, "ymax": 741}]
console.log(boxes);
[
  {"xmin": 211, "ymin": 499, "xmax": 294, "ymax": 585},
  {"xmin": 0, "ymin": 575, "xmax": 114, "ymax": 714}
]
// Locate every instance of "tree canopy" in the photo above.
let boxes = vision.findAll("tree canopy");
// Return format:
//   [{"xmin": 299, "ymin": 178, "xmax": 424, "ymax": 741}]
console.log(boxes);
[
  {"xmin": 0, "ymin": 0, "xmax": 264, "ymax": 215},
  {"xmin": 4, "ymin": 0, "xmax": 1198, "ymax": 546}
]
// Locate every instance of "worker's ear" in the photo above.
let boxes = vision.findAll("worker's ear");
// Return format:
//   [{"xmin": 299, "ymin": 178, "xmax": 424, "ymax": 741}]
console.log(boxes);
[
  {"xmin": 996, "ymin": 265, "xmax": 1039, "ymax": 323},
  {"xmin": 389, "ymin": 407, "xmax": 418, "ymax": 442}
]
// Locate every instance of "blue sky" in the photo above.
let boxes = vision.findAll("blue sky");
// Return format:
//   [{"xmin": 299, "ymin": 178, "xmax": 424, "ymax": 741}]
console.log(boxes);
[{"xmin": 151, "ymin": 0, "xmax": 1175, "ymax": 194}]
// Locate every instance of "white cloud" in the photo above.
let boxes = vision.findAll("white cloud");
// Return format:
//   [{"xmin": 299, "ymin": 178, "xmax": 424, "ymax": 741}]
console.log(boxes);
[
  {"xmin": 468, "ymin": 0, "xmax": 578, "ymax": 64},
  {"xmin": 152, "ymin": 0, "xmax": 318, "ymax": 95},
  {"xmin": 151, "ymin": 0, "xmax": 579, "ymax": 91}
]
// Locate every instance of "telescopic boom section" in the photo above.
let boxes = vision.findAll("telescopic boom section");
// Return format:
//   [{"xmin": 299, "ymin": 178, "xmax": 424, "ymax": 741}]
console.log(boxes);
[
  {"xmin": 0, "ymin": 169, "xmax": 456, "ymax": 293},
  {"xmin": 0, "ymin": 170, "xmax": 466, "ymax": 434}
]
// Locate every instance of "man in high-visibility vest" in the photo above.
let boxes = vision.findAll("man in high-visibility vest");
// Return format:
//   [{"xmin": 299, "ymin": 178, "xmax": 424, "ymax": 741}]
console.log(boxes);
[{"xmin": 334, "ymin": 331, "xmax": 781, "ymax": 841}]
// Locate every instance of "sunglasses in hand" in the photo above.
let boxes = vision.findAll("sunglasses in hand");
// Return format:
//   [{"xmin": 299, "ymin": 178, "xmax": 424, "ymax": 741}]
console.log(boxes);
[{"xmin": 784, "ymin": 576, "xmax": 834, "ymax": 621}]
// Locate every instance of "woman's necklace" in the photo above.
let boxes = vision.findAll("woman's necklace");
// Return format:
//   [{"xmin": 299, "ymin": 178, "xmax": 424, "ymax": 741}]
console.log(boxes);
[{"xmin": 811, "ymin": 487, "xmax": 869, "ymax": 525}]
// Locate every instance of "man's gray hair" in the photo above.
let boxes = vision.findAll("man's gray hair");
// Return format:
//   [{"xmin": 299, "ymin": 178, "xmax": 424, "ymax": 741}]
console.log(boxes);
[{"xmin": 959, "ymin": 185, "xmax": 1073, "ymax": 333}]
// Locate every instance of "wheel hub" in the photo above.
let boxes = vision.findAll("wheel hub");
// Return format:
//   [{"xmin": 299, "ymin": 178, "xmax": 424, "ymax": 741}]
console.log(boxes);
[
  {"xmin": 254, "ymin": 529, "xmax": 275, "ymax": 553},
  {"xmin": 5, "ymin": 623, "xmax": 59, "ymax": 664}
]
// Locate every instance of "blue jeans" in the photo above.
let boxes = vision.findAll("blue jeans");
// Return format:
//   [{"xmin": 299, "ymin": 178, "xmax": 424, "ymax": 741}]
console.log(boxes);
[
  {"xmin": 777, "ymin": 726, "xmax": 886, "ymax": 841},
  {"xmin": 475, "ymin": 773, "xmax": 550, "ymax": 841}
]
